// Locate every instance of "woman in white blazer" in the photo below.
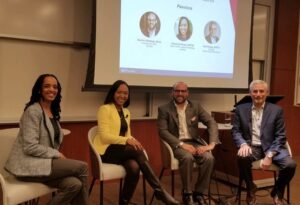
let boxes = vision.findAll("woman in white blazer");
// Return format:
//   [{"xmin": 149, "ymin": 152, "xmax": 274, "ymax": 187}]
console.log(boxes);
[{"xmin": 5, "ymin": 74, "xmax": 88, "ymax": 205}]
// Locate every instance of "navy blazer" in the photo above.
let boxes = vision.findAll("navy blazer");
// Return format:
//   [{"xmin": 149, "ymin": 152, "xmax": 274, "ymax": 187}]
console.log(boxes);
[{"xmin": 232, "ymin": 102, "xmax": 289, "ymax": 160}]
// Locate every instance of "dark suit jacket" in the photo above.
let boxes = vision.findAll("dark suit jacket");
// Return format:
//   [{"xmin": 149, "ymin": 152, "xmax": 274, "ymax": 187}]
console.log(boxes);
[
  {"xmin": 157, "ymin": 100, "xmax": 219, "ymax": 150},
  {"xmin": 205, "ymin": 35, "xmax": 219, "ymax": 44},
  {"xmin": 141, "ymin": 27, "xmax": 159, "ymax": 37},
  {"xmin": 232, "ymin": 102, "xmax": 289, "ymax": 160}
]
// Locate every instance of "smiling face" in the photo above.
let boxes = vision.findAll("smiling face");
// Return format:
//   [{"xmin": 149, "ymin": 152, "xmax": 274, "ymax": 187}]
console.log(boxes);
[
  {"xmin": 172, "ymin": 82, "xmax": 189, "ymax": 105},
  {"xmin": 40, "ymin": 76, "xmax": 58, "ymax": 103},
  {"xmin": 250, "ymin": 82, "xmax": 269, "ymax": 108},
  {"xmin": 114, "ymin": 83, "xmax": 129, "ymax": 109},
  {"xmin": 147, "ymin": 13, "xmax": 157, "ymax": 30},
  {"xmin": 179, "ymin": 18, "xmax": 188, "ymax": 36}
]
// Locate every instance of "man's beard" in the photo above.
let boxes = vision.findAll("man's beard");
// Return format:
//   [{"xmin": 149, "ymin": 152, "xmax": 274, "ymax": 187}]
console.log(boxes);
[{"xmin": 174, "ymin": 97, "xmax": 186, "ymax": 104}]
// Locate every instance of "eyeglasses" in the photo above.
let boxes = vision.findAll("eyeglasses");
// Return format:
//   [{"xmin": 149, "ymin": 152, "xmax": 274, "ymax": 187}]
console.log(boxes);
[{"xmin": 173, "ymin": 89, "xmax": 187, "ymax": 94}]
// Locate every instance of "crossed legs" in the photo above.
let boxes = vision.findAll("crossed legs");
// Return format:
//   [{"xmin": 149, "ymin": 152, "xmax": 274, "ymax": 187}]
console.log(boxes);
[{"xmin": 18, "ymin": 158, "xmax": 89, "ymax": 205}]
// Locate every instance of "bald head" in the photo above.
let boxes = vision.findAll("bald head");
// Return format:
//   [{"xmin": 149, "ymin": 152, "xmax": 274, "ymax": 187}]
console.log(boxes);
[{"xmin": 172, "ymin": 81, "xmax": 188, "ymax": 91}]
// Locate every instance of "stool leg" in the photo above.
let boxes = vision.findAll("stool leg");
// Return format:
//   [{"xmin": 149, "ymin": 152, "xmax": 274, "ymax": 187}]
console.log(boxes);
[
  {"xmin": 287, "ymin": 182, "xmax": 290, "ymax": 204},
  {"xmin": 143, "ymin": 176, "xmax": 147, "ymax": 205},
  {"xmin": 171, "ymin": 170, "xmax": 175, "ymax": 196},
  {"xmin": 89, "ymin": 177, "xmax": 96, "ymax": 195},
  {"xmin": 119, "ymin": 179, "xmax": 123, "ymax": 205},
  {"xmin": 235, "ymin": 175, "xmax": 242, "ymax": 205},
  {"xmin": 100, "ymin": 181, "xmax": 104, "ymax": 205}
]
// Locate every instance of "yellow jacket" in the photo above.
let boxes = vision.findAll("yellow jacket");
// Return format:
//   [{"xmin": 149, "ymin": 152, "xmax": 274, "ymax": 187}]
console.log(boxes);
[{"xmin": 93, "ymin": 103, "xmax": 133, "ymax": 155}]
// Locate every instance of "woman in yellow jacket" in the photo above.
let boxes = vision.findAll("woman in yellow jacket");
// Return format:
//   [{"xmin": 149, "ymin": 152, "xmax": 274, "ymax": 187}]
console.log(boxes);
[{"xmin": 93, "ymin": 80, "xmax": 179, "ymax": 205}]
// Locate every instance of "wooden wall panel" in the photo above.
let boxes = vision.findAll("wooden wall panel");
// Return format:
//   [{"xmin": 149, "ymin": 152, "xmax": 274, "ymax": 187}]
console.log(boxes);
[
  {"xmin": 59, "ymin": 122, "xmax": 96, "ymax": 164},
  {"xmin": 130, "ymin": 119, "xmax": 162, "ymax": 174},
  {"xmin": 272, "ymin": 0, "xmax": 298, "ymax": 69},
  {"xmin": 271, "ymin": 0, "xmax": 300, "ymax": 155},
  {"xmin": 271, "ymin": 69, "xmax": 296, "ymax": 105}
]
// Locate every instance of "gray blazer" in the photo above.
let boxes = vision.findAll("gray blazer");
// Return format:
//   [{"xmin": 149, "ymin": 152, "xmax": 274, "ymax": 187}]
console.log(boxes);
[
  {"xmin": 157, "ymin": 100, "xmax": 219, "ymax": 150},
  {"xmin": 5, "ymin": 103, "xmax": 63, "ymax": 177},
  {"xmin": 232, "ymin": 102, "xmax": 289, "ymax": 160}
]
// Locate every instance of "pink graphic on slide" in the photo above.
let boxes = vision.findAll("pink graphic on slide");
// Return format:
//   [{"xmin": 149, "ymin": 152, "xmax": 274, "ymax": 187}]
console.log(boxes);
[{"xmin": 230, "ymin": 0, "xmax": 237, "ymax": 29}]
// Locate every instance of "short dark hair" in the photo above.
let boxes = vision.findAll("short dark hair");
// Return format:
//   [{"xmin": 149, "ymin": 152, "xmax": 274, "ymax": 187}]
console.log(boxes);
[
  {"xmin": 104, "ymin": 80, "xmax": 130, "ymax": 107},
  {"xmin": 25, "ymin": 74, "xmax": 62, "ymax": 120}
]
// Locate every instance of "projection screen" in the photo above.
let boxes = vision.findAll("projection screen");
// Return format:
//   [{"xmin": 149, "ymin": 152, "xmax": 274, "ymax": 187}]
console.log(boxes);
[{"xmin": 92, "ymin": 0, "xmax": 253, "ymax": 91}]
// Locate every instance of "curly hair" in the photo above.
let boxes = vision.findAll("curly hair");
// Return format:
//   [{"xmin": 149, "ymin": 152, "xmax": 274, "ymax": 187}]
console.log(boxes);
[{"xmin": 25, "ymin": 74, "xmax": 62, "ymax": 120}]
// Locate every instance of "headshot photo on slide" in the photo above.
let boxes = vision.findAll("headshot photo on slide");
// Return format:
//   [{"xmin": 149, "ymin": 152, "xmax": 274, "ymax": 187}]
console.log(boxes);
[
  {"xmin": 140, "ymin": 11, "xmax": 160, "ymax": 38},
  {"xmin": 175, "ymin": 16, "xmax": 192, "ymax": 41},
  {"xmin": 204, "ymin": 21, "xmax": 221, "ymax": 44}
]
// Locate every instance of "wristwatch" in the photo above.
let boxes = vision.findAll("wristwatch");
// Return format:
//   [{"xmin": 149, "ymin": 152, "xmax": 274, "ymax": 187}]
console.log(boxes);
[
  {"xmin": 266, "ymin": 151, "xmax": 274, "ymax": 158},
  {"xmin": 176, "ymin": 142, "xmax": 184, "ymax": 149}
]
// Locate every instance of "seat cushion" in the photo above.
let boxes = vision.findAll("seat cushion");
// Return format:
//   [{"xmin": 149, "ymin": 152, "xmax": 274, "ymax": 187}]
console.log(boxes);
[
  {"xmin": 4, "ymin": 175, "xmax": 56, "ymax": 205},
  {"xmin": 252, "ymin": 160, "xmax": 279, "ymax": 171},
  {"xmin": 101, "ymin": 163, "xmax": 126, "ymax": 181}
]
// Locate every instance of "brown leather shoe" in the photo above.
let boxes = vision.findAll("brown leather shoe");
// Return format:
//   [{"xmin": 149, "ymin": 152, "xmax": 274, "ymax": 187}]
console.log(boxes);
[{"xmin": 273, "ymin": 195, "xmax": 284, "ymax": 205}]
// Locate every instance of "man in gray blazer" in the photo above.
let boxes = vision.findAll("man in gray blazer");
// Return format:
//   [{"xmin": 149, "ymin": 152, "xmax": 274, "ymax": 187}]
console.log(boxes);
[
  {"xmin": 232, "ymin": 80, "xmax": 297, "ymax": 205},
  {"xmin": 157, "ymin": 82, "xmax": 219, "ymax": 205}
]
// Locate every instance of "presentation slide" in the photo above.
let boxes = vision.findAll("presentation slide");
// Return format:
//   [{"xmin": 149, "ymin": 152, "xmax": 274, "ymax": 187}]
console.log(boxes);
[
  {"xmin": 120, "ymin": 0, "xmax": 236, "ymax": 78},
  {"xmin": 93, "ymin": 0, "xmax": 253, "ymax": 90}
]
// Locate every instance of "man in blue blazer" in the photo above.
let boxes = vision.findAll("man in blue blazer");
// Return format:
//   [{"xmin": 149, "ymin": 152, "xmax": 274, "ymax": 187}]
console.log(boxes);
[
  {"xmin": 158, "ymin": 82, "xmax": 219, "ymax": 205},
  {"xmin": 232, "ymin": 80, "xmax": 296, "ymax": 205}
]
